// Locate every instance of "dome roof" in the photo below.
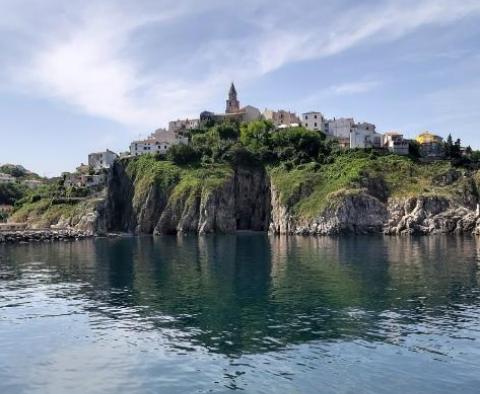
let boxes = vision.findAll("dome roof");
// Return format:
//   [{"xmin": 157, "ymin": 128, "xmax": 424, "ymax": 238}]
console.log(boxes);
[{"xmin": 416, "ymin": 131, "xmax": 443, "ymax": 144}]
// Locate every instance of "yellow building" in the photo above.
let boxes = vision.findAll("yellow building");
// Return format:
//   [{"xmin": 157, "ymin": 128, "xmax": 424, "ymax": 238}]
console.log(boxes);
[
  {"xmin": 415, "ymin": 131, "xmax": 444, "ymax": 158},
  {"xmin": 416, "ymin": 131, "xmax": 443, "ymax": 145}
]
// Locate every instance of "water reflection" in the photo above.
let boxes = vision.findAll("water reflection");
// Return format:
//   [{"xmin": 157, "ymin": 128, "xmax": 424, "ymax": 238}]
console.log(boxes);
[{"xmin": 1, "ymin": 234, "xmax": 479, "ymax": 358}]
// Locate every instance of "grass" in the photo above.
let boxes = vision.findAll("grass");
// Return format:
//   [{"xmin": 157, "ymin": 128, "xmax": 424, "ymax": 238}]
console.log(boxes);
[
  {"xmin": 270, "ymin": 151, "xmax": 464, "ymax": 219},
  {"xmin": 10, "ymin": 199, "xmax": 81, "ymax": 227},
  {"xmin": 127, "ymin": 154, "xmax": 233, "ymax": 210},
  {"xmin": 171, "ymin": 165, "xmax": 233, "ymax": 204}
]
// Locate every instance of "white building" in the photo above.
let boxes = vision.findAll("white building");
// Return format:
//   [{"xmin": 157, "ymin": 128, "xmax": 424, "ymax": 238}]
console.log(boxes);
[
  {"xmin": 301, "ymin": 112, "xmax": 325, "ymax": 132},
  {"xmin": 350, "ymin": 123, "xmax": 382, "ymax": 149},
  {"xmin": 0, "ymin": 173, "xmax": 15, "ymax": 184},
  {"xmin": 168, "ymin": 118, "xmax": 200, "ymax": 133},
  {"xmin": 23, "ymin": 179, "xmax": 43, "ymax": 189},
  {"xmin": 129, "ymin": 129, "xmax": 188, "ymax": 157},
  {"xmin": 240, "ymin": 105, "xmax": 263, "ymax": 122},
  {"xmin": 130, "ymin": 139, "xmax": 172, "ymax": 156},
  {"xmin": 64, "ymin": 173, "xmax": 106, "ymax": 188},
  {"xmin": 325, "ymin": 118, "xmax": 355, "ymax": 138},
  {"xmin": 264, "ymin": 109, "xmax": 300, "ymax": 127},
  {"xmin": 88, "ymin": 150, "xmax": 118, "ymax": 170},
  {"xmin": 383, "ymin": 132, "xmax": 409, "ymax": 155}
]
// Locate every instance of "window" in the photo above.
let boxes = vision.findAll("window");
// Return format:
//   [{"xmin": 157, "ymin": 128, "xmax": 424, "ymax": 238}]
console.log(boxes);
[
  {"xmin": 314, "ymin": 123, "xmax": 317, "ymax": 127},
  {"xmin": 314, "ymin": 115, "xmax": 317, "ymax": 119}
]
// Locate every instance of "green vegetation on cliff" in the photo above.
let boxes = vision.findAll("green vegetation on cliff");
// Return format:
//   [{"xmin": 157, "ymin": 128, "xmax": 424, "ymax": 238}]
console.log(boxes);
[
  {"xmin": 269, "ymin": 151, "xmax": 473, "ymax": 218},
  {"xmin": 125, "ymin": 154, "xmax": 233, "ymax": 209},
  {"xmin": 10, "ymin": 117, "xmax": 480, "ymax": 229}
]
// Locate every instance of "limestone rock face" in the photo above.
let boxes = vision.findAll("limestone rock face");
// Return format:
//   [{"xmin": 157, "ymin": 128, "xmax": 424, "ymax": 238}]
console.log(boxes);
[
  {"xmin": 385, "ymin": 196, "xmax": 480, "ymax": 235},
  {"xmin": 96, "ymin": 161, "xmax": 480, "ymax": 236},
  {"xmin": 104, "ymin": 162, "xmax": 271, "ymax": 235},
  {"xmin": 155, "ymin": 167, "xmax": 270, "ymax": 234},
  {"xmin": 268, "ymin": 173, "xmax": 480, "ymax": 236},
  {"xmin": 269, "ymin": 188, "xmax": 388, "ymax": 235}
]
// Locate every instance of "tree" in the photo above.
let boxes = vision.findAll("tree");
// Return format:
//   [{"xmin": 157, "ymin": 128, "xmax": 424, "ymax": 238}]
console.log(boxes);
[
  {"xmin": 166, "ymin": 144, "xmax": 200, "ymax": 165},
  {"xmin": 444, "ymin": 134, "xmax": 454, "ymax": 158},
  {"xmin": 239, "ymin": 120, "xmax": 274, "ymax": 151},
  {"xmin": 408, "ymin": 141, "xmax": 421, "ymax": 159},
  {"xmin": 270, "ymin": 126, "xmax": 322, "ymax": 163}
]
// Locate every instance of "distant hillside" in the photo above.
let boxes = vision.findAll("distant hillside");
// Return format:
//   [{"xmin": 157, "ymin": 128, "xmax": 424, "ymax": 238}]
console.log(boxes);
[{"xmin": 0, "ymin": 164, "xmax": 41, "ymax": 180}]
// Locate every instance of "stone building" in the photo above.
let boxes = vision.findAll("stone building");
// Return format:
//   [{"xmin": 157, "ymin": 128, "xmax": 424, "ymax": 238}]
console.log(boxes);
[
  {"xmin": 201, "ymin": 83, "xmax": 262, "ymax": 124},
  {"xmin": 383, "ymin": 132, "xmax": 409, "ymax": 155},
  {"xmin": 0, "ymin": 173, "xmax": 15, "ymax": 184},
  {"xmin": 301, "ymin": 112, "xmax": 325, "ymax": 132},
  {"xmin": 88, "ymin": 150, "xmax": 118, "ymax": 170},
  {"xmin": 325, "ymin": 118, "xmax": 355, "ymax": 138},
  {"xmin": 264, "ymin": 109, "xmax": 300, "ymax": 127},
  {"xmin": 129, "ymin": 129, "xmax": 188, "ymax": 157},
  {"xmin": 350, "ymin": 123, "xmax": 382, "ymax": 149},
  {"xmin": 416, "ymin": 132, "xmax": 444, "ymax": 158},
  {"xmin": 168, "ymin": 119, "xmax": 200, "ymax": 133},
  {"xmin": 226, "ymin": 83, "xmax": 240, "ymax": 113}
]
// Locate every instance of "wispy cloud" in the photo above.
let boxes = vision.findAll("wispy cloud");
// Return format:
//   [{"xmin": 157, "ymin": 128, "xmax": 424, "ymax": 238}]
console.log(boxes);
[
  {"xmin": 330, "ymin": 81, "xmax": 381, "ymax": 95},
  {"xmin": 2, "ymin": 0, "xmax": 480, "ymax": 132}
]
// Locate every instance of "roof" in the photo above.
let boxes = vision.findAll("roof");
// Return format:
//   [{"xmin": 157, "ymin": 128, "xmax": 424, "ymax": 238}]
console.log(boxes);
[
  {"xmin": 383, "ymin": 131, "xmax": 402, "ymax": 136},
  {"xmin": 131, "ymin": 139, "xmax": 172, "ymax": 144},
  {"xmin": 416, "ymin": 131, "xmax": 443, "ymax": 144}
]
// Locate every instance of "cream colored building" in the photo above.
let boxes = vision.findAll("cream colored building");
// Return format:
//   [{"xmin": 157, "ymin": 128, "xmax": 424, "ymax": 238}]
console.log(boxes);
[
  {"xmin": 88, "ymin": 149, "xmax": 118, "ymax": 170},
  {"xmin": 383, "ymin": 132, "xmax": 409, "ymax": 155},
  {"xmin": 264, "ymin": 109, "xmax": 300, "ymax": 127},
  {"xmin": 350, "ymin": 123, "xmax": 381, "ymax": 149},
  {"xmin": 0, "ymin": 173, "xmax": 15, "ymax": 184},
  {"xmin": 168, "ymin": 119, "xmax": 200, "ymax": 133},
  {"xmin": 301, "ymin": 112, "xmax": 325, "ymax": 132},
  {"xmin": 129, "ymin": 128, "xmax": 188, "ymax": 157},
  {"xmin": 325, "ymin": 118, "xmax": 355, "ymax": 138}
]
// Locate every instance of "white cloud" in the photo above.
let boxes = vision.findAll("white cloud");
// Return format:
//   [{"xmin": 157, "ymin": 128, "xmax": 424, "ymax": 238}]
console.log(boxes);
[
  {"xmin": 3, "ymin": 0, "xmax": 480, "ymax": 132},
  {"xmin": 330, "ymin": 81, "xmax": 381, "ymax": 95}
]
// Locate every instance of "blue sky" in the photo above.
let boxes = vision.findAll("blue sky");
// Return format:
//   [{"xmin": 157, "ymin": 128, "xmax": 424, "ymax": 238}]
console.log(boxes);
[{"xmin": 1, "ymin": 0, "xmax": 480, "ymax": 176}]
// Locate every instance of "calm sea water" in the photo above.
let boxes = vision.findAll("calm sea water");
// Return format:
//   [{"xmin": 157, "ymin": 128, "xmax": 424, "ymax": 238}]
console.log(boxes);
[{"xmin": 1, "ymin": 234, "xmax": 480, "ymax": 393}]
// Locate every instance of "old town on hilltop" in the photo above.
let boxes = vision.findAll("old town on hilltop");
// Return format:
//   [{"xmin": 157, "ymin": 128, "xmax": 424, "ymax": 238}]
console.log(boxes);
[
  {"xmin": 0, "ymin": 82, "xmax": 473, "ymax": 197},
  {"xmin": 53, "ymin": 82, "xmax": 466, "ymax": 190}
]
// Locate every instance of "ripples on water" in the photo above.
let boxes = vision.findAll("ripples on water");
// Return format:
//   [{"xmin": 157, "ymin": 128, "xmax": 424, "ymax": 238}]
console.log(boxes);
[{"xmin": 1, "ymin": 234, "xmax": 480, "ymax": 393}]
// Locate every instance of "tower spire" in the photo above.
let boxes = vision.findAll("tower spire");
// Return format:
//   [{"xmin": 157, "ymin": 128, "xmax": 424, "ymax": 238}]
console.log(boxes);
[{"xmin": 226, "ymin": 82, "xmax": 240, "ymax": 113}]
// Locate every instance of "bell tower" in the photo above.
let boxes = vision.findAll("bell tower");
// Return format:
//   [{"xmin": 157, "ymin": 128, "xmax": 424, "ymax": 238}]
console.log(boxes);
[{"xmin": 225, "ymin": 82, "xmax": 240, "ymax": 113}]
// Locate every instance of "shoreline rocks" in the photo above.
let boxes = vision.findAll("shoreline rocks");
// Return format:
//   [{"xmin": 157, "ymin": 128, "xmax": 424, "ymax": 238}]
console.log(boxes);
[{"xmin": 0, "ymin": 229, "xmax": 92, "ymax": 244}]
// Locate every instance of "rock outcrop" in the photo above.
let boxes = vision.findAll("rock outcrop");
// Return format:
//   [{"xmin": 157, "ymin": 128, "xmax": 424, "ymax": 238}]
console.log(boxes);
[
  {"xmin": 21, "ymin": 156, "xmax": 480, "ymax": 237},
  {"xmin": 103, "ymin": 160, "xmax": 270, "ymax": 235},
  {"xmin": 268, "ymin": 165, "xmax": 480, "ymax": 236}
]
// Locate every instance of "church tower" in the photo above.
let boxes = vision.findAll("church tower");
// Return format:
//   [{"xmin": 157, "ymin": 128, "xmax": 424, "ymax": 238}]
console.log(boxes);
[{"xmin": 225, "ymin": 82, "xmax": 240, "ymax": 113}]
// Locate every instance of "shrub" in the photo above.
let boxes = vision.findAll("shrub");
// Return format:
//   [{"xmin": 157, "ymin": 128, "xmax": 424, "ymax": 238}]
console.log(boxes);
[{"xmin": 166, "ymin": 144, "xmax": 200, "ymax": 165}]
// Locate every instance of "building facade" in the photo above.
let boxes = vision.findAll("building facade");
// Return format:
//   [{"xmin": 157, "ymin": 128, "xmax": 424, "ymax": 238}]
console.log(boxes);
[
  {"xmin": 0, "ymin": 173, "xmax": 15, "ymax": 184},
  {"xmin": 416, "ymin": 132, "xmax": 444, "ymax": 158},
  {"xmin": 350, "ymin": 126, "xmax": 382, "ymax": 149},
  {"xmin": 129, "ymin": 128, "xmax": 188, "ymax": 157},
  {"xmin": 383, "ymin": 132, "xmax": 409, "ymax": 155},
  {"xmin": 88, "ymin": 150, "xmax": 118, "ymax": 170},
  {"xmin": 302, "ymin": 112, "xmax": 325, "ymax": 132},
  {"xmin": 325, "ymin": 118, "xmax": 355, "ymax": 138},
  {"xmin": 226, "ymin": 83, "xmax": 240, "ymax": 114},
  {"xmin": 168, "ymin": 119, "xmax": 200, "ymax": 133},
  {"xmin": 129, "ymin": 139, "xmax": 172, "ymax": 156},
  {"xmin": 264, "ymin": 109, "xmax": 300, "ymax": 127}
]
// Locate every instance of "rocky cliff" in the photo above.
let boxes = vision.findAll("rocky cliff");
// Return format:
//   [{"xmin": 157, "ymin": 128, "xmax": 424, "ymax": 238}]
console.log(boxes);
[
  {"xmin": 14, "ymin": 154, "xmax": 480, "ymax": 236},
  {"xmin": 268, "ymin": 157, "xmax": 480, "ymax": 236},
  {"xmin": 103, "ymin": 156, "xmax": 270, "ymax": 234}
]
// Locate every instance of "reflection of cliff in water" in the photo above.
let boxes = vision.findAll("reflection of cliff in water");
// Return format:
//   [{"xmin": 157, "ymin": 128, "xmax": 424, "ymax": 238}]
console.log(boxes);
[{"xmin": 1, "ymin": 235, "xmax": 479, "ymax": 356}]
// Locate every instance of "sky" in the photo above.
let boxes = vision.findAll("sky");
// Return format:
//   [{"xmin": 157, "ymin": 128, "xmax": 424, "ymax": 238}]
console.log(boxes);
[{"xmin": 1, "ymin": 0, "xmax": 480, "ymax": 176}]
